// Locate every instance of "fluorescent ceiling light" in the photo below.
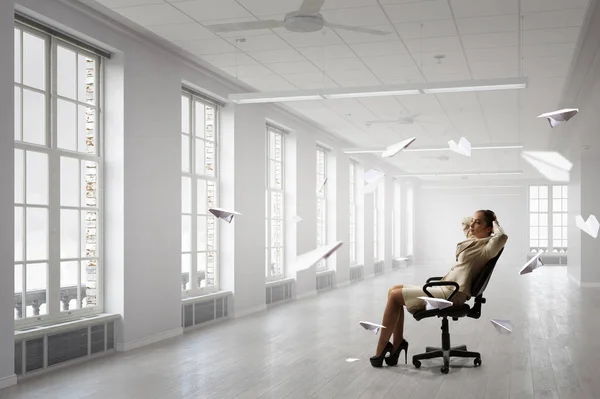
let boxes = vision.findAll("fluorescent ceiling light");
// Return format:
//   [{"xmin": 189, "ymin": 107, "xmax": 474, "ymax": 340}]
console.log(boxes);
[
  {"xmin": 324, "ymin": 89, "xmax": 420, "ymax": 99},
  {"xmin": 343, "ymin": 148, "xmax": 386, "ymax": 154},
  {"xmin": 402, "ymin": 144, "xmax": 523, "ymax": 153},
  {"xmin": 232, "ymin": 95, "xmax": 323, "ymax": 104},
  {"xmin": 394, "ymin": 171, "xmax": 523, "ymax": 178},
  {"xmin": 422, "ymin": 77, "xmax": 527, "ymax": 94},
  {"xmin": 421, "ymin": 185, "xmax": 522, "ymax": 189}
]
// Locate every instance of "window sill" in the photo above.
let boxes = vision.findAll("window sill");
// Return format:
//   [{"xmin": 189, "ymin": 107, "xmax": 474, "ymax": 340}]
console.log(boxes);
[
  {"xmin": 182, "ymin": 290, "xmax": 232, "ymax": 304},
  {"xmin": 316, "ymin": 269, "xmax": 335, "ymax": 276},
  {"xmin": 394, "ymin": 257, "xmax": 409, "ymax": 261},
  {"xmin": 15, "ymin": 313, "xmax": 120, "ymax": 341},
  {"xmin": 265, "ymin": 277, "xmax": 295, "ymax": 287}
]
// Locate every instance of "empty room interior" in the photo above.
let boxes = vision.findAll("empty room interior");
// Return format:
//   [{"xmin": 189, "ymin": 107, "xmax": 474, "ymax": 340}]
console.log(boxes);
[{"xmin": 2, "ymin": 0, "xmax": 600, "ymax": 397}]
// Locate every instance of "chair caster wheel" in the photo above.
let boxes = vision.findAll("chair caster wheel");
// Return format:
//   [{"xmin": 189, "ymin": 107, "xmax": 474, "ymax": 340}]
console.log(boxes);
[
  {"xmin": 441, "ymin": 366, "xmax": 449, "ymax": 374},
  {"xmin": 474, "ymin": 358, "xmax": 481, "ymax": 367},
  {"xmin": 413, "ymin": 360, "xmax": 421, "ymax": 369}
]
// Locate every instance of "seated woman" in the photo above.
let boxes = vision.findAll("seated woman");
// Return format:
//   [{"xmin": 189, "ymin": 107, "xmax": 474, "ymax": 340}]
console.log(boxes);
[{"xmin": 370, "ymin": 209, "xmax": 508, "ymax": 368}]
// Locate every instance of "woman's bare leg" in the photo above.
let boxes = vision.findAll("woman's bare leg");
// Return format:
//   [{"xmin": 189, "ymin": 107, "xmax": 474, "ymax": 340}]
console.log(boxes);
[{"xmin": 375, "ymin": 286, "xmax": 405, "ymax": 356}]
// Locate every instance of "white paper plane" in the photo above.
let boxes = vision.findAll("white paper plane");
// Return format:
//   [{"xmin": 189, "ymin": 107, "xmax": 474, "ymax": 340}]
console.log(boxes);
[
  {"xmin": 521, "ymin": 151, "xmax": 572, "ymax": 182},
  {"xmin": 448, "ymin": 137, "xmax": 472, "ymax": 157},
  {"xmin": 345, "ymin": 358, "xmax": 360, "ymax": 363},
  {"xmin": 537, "ymin": 108, "xmax": 579, "ymax": 128},
  {"xmin": 381, "ymin": 137, "xmax": 416, "ymax": 158},
  {"xmin": 208, "ymin": 207, "xmax": 241, "ymax": 223},
  {"xmin": 576, "ymin": 214, "xmax": 600, "ymax": 239},
  {"xmin": 291, "ymin": 215, "xmax": 303, "ymax": 223},
  {"xmin": 490, "ymin": 319, "xmax": 513, "ymax": 335},
  {"xmin": 519, "ymin": 249, "xmax": 544, "ymax": 275},
  {"xmin": 418, "ymin": 296, "xmax": 453, "ymax": 310},
  {"xmin": 359, "ymin": 321, "xmax": 386, "ymax": 335},
  {"xmin": 363, "ymin": 169, "xmax": 385, "ymax": 184},
  {"xmin": 294, "ymin": 241, "xmax": 343, "ymax": 272},
  {"xmin": 317, "ymin": 177, "xmax": 328, "ymax": 194}
]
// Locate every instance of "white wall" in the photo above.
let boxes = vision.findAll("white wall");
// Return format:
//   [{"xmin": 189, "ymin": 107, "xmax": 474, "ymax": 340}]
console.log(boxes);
[
  {"xmin": 0, "ymin": 0, "xmax": 17, "ymax": 389},
  {"xmin": 414, "ymin": 182, "xmax": 528, "ymax": 268}
]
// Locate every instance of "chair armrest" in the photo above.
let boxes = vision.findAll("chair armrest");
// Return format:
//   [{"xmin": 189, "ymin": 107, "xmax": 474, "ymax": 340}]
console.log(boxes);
[
  {"xmin": 426, "ymin": 276, "xmax": 444, "ymax": 283},
  {"xmin": 422, "ymin": 281, "xmax": 460, "ymax": 301}
]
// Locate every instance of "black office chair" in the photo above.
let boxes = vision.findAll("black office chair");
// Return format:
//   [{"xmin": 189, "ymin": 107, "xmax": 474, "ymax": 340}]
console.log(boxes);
[{"xmin": 411, "ymin": 249, "xmax": 504, "ymax": 374}]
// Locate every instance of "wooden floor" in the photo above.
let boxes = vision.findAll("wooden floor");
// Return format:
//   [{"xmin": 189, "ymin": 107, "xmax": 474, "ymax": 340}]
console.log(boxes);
[{"xmin": 2, "ymin": 263, "xmax": 600, "ymax": 399}]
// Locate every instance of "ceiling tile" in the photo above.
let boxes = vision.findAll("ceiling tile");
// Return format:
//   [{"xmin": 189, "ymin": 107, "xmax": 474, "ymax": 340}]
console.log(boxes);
[
  {"xmin": 449, "ymin": 0, "xmax": 518, "ymax": 18},
  {"xmin": 436, "ymin": 92, "xmax": 481, "ymax": 112},
  {"xmin": 358, "ymin": 97, "xmax": 408, "ymax": 120},
  {"xmin": 221, "ymin": 64, "xmax": 275, "ymax": 77},
  {"xmin": 321, "ymin": 0, "xmax": 379, "ymax": 9},
  {"xmin": 404, "ymin": 36, "xmax": 463, "ymax": 54},
  {"xmin": 226, "ymin": 34, "xmax": 291, "ymax": 51},
  {"xmin": 263, "ymin": 61, "xmax": 321, "ymax": 74},
  {"xmin": 115, "ymin": 3, "xmax": 192, "ymax": 26},
  {"xmin": 461, "ymin": 32, "xmax": 518, "ymax": 49},
  {"xmin": 382, "ymin": 2, "xmax": 452, "ymax": 23},
  {"xmin": 204, "ymin": 18, "xmax": 276, "ymax": 38},
  {"xmin": 327, "ymin": 69, "xmax": 378, "ymax": 81},
  {"xmin": 522, "ymin": 27, "xmax": 581, "ymax": 45},
  {"xmin": 146, "ymin": 22, "xmax": 215, "ymax": 41},
  {"xmin": 362, "ymin": 54, "xmax": 415, "ymax": 70},
  {"xmin": 370, "ymin": 63, "xmax": 423, "ymax": 79},
  {"xmin": 348, "ymin": 41, "xmax": 408, "ymax": 58},
  {"xmin": 280, "ymin": 72, "xmax": 336, "ymax": 85},
  {"xmin": 521, "ymin": 0, "xmax": 590, "ymax": 13},
  {"xmin": 456, "ymin": 14, "xmax": 518, "ymax": 36},
  {"xmin": 523, "ymin": 56, "xmax": 571, "ymax": 78},
  {"xmin": 200, "ymin": 52, "xmax": 259, "ymax": 67},
  {"xmin": 314, "ymin": 57, "xmax": 368, "ymax": 72},
  {"xmin": 424, "ymin": 71, "xmax": 473, "ymax": 82},
  {"xmin": 471, "ymin": 68, "xmax": 519, "ymax": 79},
  {"xmin": 171, "ymin": 0, "xmax": 253, "ymax": 22},
  {"xmin": 246, "ymin": 48, "xmax": 305, "ymax": 63},
  {"xmin": 99, "ymin": 0, "xmax": 163, "ymax": 8},
  {"xmin": 174, "ymin": 37, "xmax": 238, "ymax": 55},
  {"xmin": 465, "ymin": 46, "xmax": 518, "ymax": 63},
  {"xmin": 333, "ymin": 24, "xmax": 398, "ymax": 43},
  {"xmin": 297, "ymin": 45, "xmax": 356, "ymax": 61},
  {"xmin": 522, "ymin": 9, "xmax": 586, "ymax": 30},
  {"xmin": 395, "ymin": 19, "xmax": 458, "ymax": 40},
  {"xmin": 278, "ymin": 29, "xmax": 344, "ymax": 47},
  {"xmin": 235, "ymin": 0, "xmax": 301, "ymax": 16},
  {"xmin": 321, "ymin": 6, "xmax": 390, "ymax": 26},
  {"xmin": 397, "ymin": 95, "xmax": 444, "ymax": 115},
  {"xmin": 523, "ymin": 42, "xmax": 576, "ymax": 59},
  {"xmin": 239, "ymin": 74, "xmax": 298, "ymax": 91}
]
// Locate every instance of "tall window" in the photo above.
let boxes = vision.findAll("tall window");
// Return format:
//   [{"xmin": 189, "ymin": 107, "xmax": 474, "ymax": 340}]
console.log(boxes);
[
  {"xmin": 349, "ymin": 162, "xmax": 357, "ymax": 266},
  {"xmin": 406, "ymin": 185, "xmax": 414, "ymax": 256},
  {"xmin": 14, "ymin": 24, "xmax": 103, "ymax": 326},
  {"xmin": 392, "ymin": 181, "xmax": 401, "ymax": 258},
  {"xmin": 181, "ymin": 92, "xmax": 219, "ymax": 295},
  {"xmin": 529, "ymin": 185, "xmax": 567, "ymax": 253},
  {"xmin": 374, "ymin": 183, "xmax": 384, "ymax": 261},
  {"xmin": 266, "ymin": 125, "xmax": 285, "ymax": 280},
  {"xmin": 373, "ymin": 186, "xmax": 379, "ymax": 260},
  {"xmin": 316, "ymin": 147, "xmax": 328, "ymax": 271}
]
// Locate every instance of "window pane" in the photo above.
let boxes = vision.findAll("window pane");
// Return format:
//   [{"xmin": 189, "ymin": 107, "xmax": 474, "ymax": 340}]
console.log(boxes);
[
  {"xmin": 529, "ymin": 186, "xmax": 538, "ymax": 199},
  {"xmin": 553, "ymin": 185, "xmax": 562, "ymax": 199},
  {"xmin": 15, "ymin": 149, "xmax": 24, "ymax": 204},
  {"xmin": 60, "ymin": 261, "xmax": 79, "ymax": 311},
  {"xmin": 539, "ymin": 186, "xmax": 548, "ymax": 198},
  {"xmin": 182, "ymin": 215, "xmax": 192, "ymax": 252},
  {"xmin": 26, "ymin": 263, "xmax": 48, "ymax": 317},
  {"xmin": 539, "ymin": 213, "xmax": 548, "ymax": 226},
  {"xmin": 14, "ymin": 28, "xmax": 21, "ymax": 83},
  {"xmin": 182, "ymin": 176, "xmax": 192, "ymax": 214},
  {"xmin": 553, "ymin": 199, "xmax": 562, "ymax": 212},
  {"xmin": 530, "ymin": 227, "xmax": 539, "ymax": 239},
  {"xmin": 26, "ymin": 208, "xmax": 48, "ymax": 261},
  {"xmin": 83, "ymin": 211, "xmax": 97, "ymax": 258},
  {"xmin": 207, "ymin": 216, "xmax": 216, "ymax": 251},
  {"xmin": 530, "ymin": 199, "xmax": 538, "ymax": 212},
  {"xmin": 539, "ymin": 199, "xmax": 548, "ymax": 212},
  {"xmin": 562, "ymin": 199, "xmax": 568, "ymax": 212},
  {"xmin": 82, "ymin": 162, "xmax": 98, "ymax": 208},
  {"xmin": 540, "ymin": 239, "xmax": 548, "ymax": 247},
  {"xmin": 195, "ymin": 101, "xmax": 205, "ymax": 138},
  {"xmin": 78, "ymin": 55, "xmax": 96, "ymax": 105},
  {"xmin": 61, "ymin": 209, "xmax": 79, "ymax": 259},
  {"xmin": 79, "ymin": 105, "xmax": 96, "ymax": 155},
  {"xmin": 553, "ymin": 213, "xmax": 562, "ymax": 226},
  {"xmin": 57, "ymin": 46, "xmax": 77, "ymax": 100},
  {"xmin": 14, "ymin": 264, "xmax": 23, "ymax": 320},
  {"xmin": 205, "ymin": 106, "xmax": 215, "ymax": 141},
  {"xmin": 530, "ymin": 213, "xmax": 538, "ymax": 226},
  {"xmin": 274, "ymin": 132, "xmax": 282, "ymax": 161},
  {"xmin": 15, "ymin": 87, "xmax": 21, "ymax": 140},
  {"xmin": 195, "ymin": 138, "xmax": 205, "ymax": 175},
  {"xmin": 563, "ymin": 186, "xmax": 568, "ymax": 198},
  {"xmin": 22, "ymin": 89, "xmax": 46, "ymax": 145},
  {"xmin": 271, "ymin": 219, "xmax": 282, "ymax": 248},
  {"xmin": 181, "ymin": 135, "xmax": 190, "ymax": 173},
  {"xmin": 206, "ymin": 251, "xmax": 216, "ymax": 286},
  {"xmin": 181, "ymin": 254, "xmax": 191, "ymax": 291},
  {"xmin": 57, "ymin": 99, "xmax": 77, "ymax": 150},
  {"xmin": 197, "ymin": 252, "xmax": 206, "ymax": 288},
  {"xmin": 197, "ymin": 179, "xmax": 207, "ymax": 214},
  {"xmin": 15, "ymin": 207, "xmax": 24, "ymax": 262},
  {"xmin": 530, "ymin": 239, "xmax": 538, "ymax": 248},
  {"xmin": 182, "ymin": 96, "xmax": 190, "ymax": 134},
  {"xmin": 553, "ymin": 227, "xmax": 562, "ymax": 240},
  {"xmin": 205, "ymin": 140, "xmax": 215, "ymax": 176},
  {"xmin": 271, "ymin": 191, "xmax": 283, "ymax": 220},
  {"xmin": 82, "ymin": 259, "xmax": 97, "ymax": 308},
  {"xmin": 61, "ymin": 157, "xmax": 80, "ymax": 207},
  {"xmin": 270, "ymin": 248, "xmax": 282, "ymax": 277},
  {"xmin": 197, "ymin": 216, "xmax": 206, "ymax": 251},
  {"xmin": 563, "ymin": 213, "xmax": 568, "ymax": 226},
  {"xmin": 553, "ymin": 240, "xmax": 561, "ymax": 248},
  {"xmin": 22, "ymin": 31, "xmax": 46, "ymax": 91},
  {"xmin": 540, "ymin": 227, "xmax": 548, "ymax": 239}
]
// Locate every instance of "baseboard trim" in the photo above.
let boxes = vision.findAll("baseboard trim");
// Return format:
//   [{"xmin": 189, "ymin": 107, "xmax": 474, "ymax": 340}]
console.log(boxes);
[
  {"xmin": 568, "ymin": 273, "xmax": 600, "ymax": 288},
  {"xmin": 116, "ymin": 327, "xmax": 183, "ymax": 352},
  {"xmin": 568, "ymin": 272, "xmax": 581, "ymax": 286},
  {"xmin": 233, "ymin": 304, "xmax": 267, "ymax": 319},
  {"xmin": 296, "ymin": 290, "xmax": 317, "ymax": 300},
  {"xmin": 0, "ymin": 374, "xmax": 17, "ymax": 390}
]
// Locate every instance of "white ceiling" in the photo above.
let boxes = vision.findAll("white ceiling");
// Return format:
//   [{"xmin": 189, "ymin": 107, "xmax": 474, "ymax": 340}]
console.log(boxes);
[{"xmin": 92, "ymin": 0, "xmax": 590, "ymax": 176}]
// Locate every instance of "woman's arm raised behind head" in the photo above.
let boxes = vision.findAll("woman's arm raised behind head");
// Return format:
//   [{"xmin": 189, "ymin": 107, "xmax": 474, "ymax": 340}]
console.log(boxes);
[{"xmin": 482, "ymin": 220, "xmax": 508, "ymax": 259}]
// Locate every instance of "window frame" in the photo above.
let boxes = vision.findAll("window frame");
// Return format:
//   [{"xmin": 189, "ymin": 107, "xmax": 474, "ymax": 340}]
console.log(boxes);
[
  {"xmin": 265, "ymin": 125, "xmax": 286, "ymax": 281},
  {"xmin": 181, "ymin": 91, "xmax": 220, "ymax": 297},
  {"xmin": 14, "ymin": 23, "xmax": 105, "ymax": 328},
  {"xmin": 392, "ymin": 180, "xmax": 401, "ymax": 258},
  {"xmin": 528, "ymin": 184, "xmax": 567, "ymax": 253},
  {"xmin": 349, "ymin": 161, "xmax": 357, "ymax": 266},
  {"xmin": 316, "ymin": 146, "xmax": 328, "ymax": 271}
]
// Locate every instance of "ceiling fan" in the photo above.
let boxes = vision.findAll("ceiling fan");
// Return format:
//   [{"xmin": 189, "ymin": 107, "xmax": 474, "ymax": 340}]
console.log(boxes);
[{"xmin": 205, "ymin": 0, "xmax": 391, "ymax": 36}]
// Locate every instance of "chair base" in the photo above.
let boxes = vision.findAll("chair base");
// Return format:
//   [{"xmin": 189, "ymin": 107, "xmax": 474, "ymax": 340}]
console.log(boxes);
[{"xmin": 412, "ymin": 317, "xmax": 482, "ymax": 374}]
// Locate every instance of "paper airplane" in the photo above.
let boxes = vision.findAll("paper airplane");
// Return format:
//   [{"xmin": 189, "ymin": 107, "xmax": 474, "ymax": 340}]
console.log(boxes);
[
  {"xmin": 345, "ymin": 358, "xmax": 360, "ymax": 363},
  {"xmin": 294, "ymin": 241, "xmax": 343, "ymax": 272},
  {"xmin": 519, "ymin": 250, "xmax": 544, "ymax": 275},
  {"xmin": 291, "ymin": 215, "xmax": 303, "ymax": 223},
  {"xmin": 381, "ymin": 137, "xmax": 416, "ymax": 158},
  {"xmin": 359, "ymin": 321, "xmax": 386, "ymax": 335},
  {"xmin": 537, "ymin": 108, "xmax": 579, "ymax": 128},
  {"xmin": 490, "ymin": 319, "xmax": 513, "ymax": 334},
  {"xmin": 576, "ymin": 214, "xmax": 600, "ymax": 238},
  {"xmin": 448, "ymin": 137, "xmax": 472, "ymax": 157},
  {"xmin": 418, "ymin": 296, "xmax": 453, "ymax": 310},
  {"xmin": 317, "ymin": 177, "xmax": 328, "ymax": 194},
  {"xmin": 521, "ymin": 151, "xmax": 572, "ymax": 182},
  {"xmin": 363, "ymin": 169, "xmax": 385, "ymax": 184},
  {"xmin": 208, "ymin": 207, "xmax": 241, "ymax": 223}
]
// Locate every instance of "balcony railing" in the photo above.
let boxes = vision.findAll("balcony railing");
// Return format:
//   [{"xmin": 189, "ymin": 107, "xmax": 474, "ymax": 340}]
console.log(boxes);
[
  {"xmin": 14, "ymin": 286, "xmax": 87, "ymax": 319},
  {"xmin": 181, "ymin": 271, "xmax": 206, "ymax": 291}
]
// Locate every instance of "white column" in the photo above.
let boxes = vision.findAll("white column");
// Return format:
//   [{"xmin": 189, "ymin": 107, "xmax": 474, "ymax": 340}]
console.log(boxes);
[{"xmin": 335, "ymin": 152, "xmax": 350, "ymax": 286}]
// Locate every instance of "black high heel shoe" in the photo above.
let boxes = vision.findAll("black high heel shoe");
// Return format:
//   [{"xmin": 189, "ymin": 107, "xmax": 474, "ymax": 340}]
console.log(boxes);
[
  {"xmin": 370, "ymin": 342, "xmax": 393, "ymax": 368},
  {"xmin": 385, "ymin": 339, "xmax": 409, "ymax": 366}
]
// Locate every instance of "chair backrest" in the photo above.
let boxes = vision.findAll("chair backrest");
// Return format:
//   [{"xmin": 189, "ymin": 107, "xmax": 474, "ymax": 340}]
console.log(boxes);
[{"xmin": 470, "ymin": 248, "xmax": 504, "ymax": 298}]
